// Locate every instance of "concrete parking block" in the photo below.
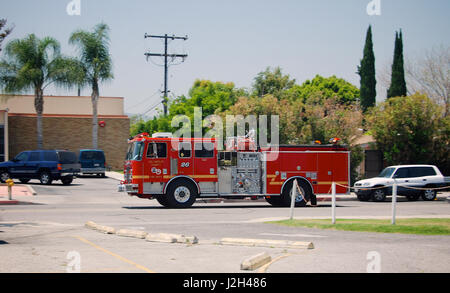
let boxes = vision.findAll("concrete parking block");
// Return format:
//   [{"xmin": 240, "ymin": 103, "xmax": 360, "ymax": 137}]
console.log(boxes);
[
  {"xmin": 116, "ymin": 229, "xmax": 148, "ymax": 239},
  {"xmin": 85, "ymin": 221, "xmax": 115, "ymax": 234},
  {"xmin": 85, "ymin": 221, "xmax": 98, "ymax": 230},
  {"xmin": 145, "ymin": 233, "xmax": 198, "ymax": 244},
  {"xmin": 240, "ymin": 252, "xmax": 272, "ymax": 271},
  {"xmin": 220, "ymin": 238, "xmax": 314, "ymax": 249},
  {"xmin": 145, "ymin": 233, "xmax": 178, "ymax": 243},
  {"xmin": 95, "ymin": 224, "xmax": 116, "ymax": 234}
]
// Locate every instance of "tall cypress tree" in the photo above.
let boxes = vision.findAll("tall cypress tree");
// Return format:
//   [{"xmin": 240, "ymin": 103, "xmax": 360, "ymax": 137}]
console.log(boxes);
[
  {"xmin": 387, "ymin": 30, "xmax": 407, "ymax": 98},
  {"xmin": 358, "ymin": 25, "xmax": 376, "ymax": 111}
]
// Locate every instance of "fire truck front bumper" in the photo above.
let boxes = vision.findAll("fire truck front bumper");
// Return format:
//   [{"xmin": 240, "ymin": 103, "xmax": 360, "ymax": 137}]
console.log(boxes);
[{"xmin": 117, "ymin": 183, "xmax": 138, "ymax": 193}]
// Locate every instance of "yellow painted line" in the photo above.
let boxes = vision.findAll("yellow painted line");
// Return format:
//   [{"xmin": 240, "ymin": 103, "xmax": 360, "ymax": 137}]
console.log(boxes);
[
  {"xmin": 132, "ymin": 175, "xmax": 149, "ymax": 179},
  {"xmin": 269, "ymin": 182, "xmax": 283, "ymax": 185},
  {"xmin": 316, "ymin": 181, "xmax": 348, "ymax": 185},
  {"xmin": 257, "ymin": 253, "xmax": 292, "ymax": 273},
  {"xmin": 192, "ymin": 175, "xmax": 218, "ymax": 179},
  {"xmin": 74, "ymin": 236, "xmax": 155, "ymax": 273},
  {"xmin": 163, "ymin": 175, "xmax": 218, "ymax": 180}
]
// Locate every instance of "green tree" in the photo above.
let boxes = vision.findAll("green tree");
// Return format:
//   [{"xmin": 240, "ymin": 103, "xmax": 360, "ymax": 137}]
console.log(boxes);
[
  {"xmin": 253, "ymin": 66, "xmax": 295, "ymax": 99},
  {"xmin": 387, "ymin": 30, "xmax": 407, "ymax": 98},
  {"xmin": 130, "ymin": 80, "xmax": 244, "ymax": 136},
  {"xmin": 0, "ymin": 19, "xmax": 13, "ymax": 53},
  {"xmin": 357, "ymin": 25, "xmax": 376, "ymax": 111},
  {"xmin": 0, "ymin": 34, "xmax": 81, "ymax": 148},
  {"xmin": 368, "ymin": 93, "xmax": 449, "ymax": 173},
  {"xmin": 69, "ymin": 23, "xmax": 113, "ymax": 149},
  {"xmin": 284, "ymin": 75, "xmax": 360, "ymax": 104}
]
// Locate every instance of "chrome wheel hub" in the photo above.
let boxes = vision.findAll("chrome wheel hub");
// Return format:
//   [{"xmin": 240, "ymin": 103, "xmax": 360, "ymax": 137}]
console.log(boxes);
[{"xmin": 174, "ymin": 186, "xmax": 190, "ymax": 203}]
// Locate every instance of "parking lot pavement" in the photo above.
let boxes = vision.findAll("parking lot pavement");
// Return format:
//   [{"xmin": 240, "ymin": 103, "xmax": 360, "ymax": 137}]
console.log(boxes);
[{"xmin": 0, "ymin": 177, "xmax": 449, "ymax": 273}]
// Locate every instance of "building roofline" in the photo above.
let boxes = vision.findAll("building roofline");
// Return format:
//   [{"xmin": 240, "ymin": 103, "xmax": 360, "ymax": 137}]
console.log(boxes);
[
  {"xmin": 0, "ymin": 94, "xmax": 124, "ymax": 100},
  {"xmin": 7, "ymin": 113, "xmax": 129, "ymax": 119}
]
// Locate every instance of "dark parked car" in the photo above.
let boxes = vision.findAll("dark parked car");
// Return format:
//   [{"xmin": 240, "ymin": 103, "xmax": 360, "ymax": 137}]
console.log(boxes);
[
  {"xmin": 78, "ymin": 149, "xmax": 106, "ymax": 177},
  {"xmin": 0, "ymin": 150, "xmax": 80, "ymax": 185}
]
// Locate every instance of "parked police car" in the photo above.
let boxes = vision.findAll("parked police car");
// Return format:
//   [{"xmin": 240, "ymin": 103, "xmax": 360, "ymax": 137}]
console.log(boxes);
[{"xmin": 354, "ymin": 165, "xmax": 447, "ymax": 202}]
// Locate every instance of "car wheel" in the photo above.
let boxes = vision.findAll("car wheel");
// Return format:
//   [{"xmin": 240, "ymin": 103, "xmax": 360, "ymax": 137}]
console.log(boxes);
[
  {"xmin": 19, "ymin": 179, "xmax": 30, "ymax": 184},
  {"xmin": 61, "ymin": 176, "xmax": 73, "ymax": 185},
  {"xmin": 165, "ymin": 180, "xmax": 197, "ymax": 208},
  {"xmin": 406, "ymin": 194, "xmax": 420, "ymax": 201},
  {"xmin": 371, "ymin": 188, "xmax": 386, "ymax": 202},
  {"xmin": 0, "ymin": 170, "xmax": 11, "ymax": 183},
  {"xmin": 421, "ymin": 189, "xmax": 436, "ymax": 201},
  {"xmin": 357, "ymin": 193, "xmax": 371, "ymax": 201},
  {"xmin": 39, "ymin": 171, "xmax": 53, "ymax": 185}
]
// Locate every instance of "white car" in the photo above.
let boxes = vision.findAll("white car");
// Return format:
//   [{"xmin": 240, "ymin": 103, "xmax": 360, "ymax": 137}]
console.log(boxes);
[{"xmin": 354, "ymin": 165, "xmax": 447, "ymax": 202}]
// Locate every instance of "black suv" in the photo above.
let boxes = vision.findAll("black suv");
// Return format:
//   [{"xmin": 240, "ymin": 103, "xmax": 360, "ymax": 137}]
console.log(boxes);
[{"xmin": 0, "ymin": 150, "xmax": 81, "ymax": 185}]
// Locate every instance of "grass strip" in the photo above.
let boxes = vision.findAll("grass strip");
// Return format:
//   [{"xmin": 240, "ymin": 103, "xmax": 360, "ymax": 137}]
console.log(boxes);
[{"xmin": 267, "ymin": 218, "xmax": 450, "ymax": 235}]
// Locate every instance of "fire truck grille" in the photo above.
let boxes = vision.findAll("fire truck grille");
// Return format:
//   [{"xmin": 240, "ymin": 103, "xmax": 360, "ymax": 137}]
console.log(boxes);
[{"xmin": 125, "ymin": 167, "xmax": 132, "ymax": 182}]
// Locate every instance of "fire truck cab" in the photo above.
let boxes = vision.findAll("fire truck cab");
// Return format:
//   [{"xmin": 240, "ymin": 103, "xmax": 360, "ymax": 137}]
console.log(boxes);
[{"xmin": 118, "ymin": 133, "xmax": 350, "ymax": 208}]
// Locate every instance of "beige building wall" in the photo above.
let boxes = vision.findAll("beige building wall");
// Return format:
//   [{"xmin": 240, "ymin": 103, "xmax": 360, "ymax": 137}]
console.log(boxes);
[
  {"xmin": 0, "ymin": 95, "xmax": 124, "ymax": 116},
  {"xmin": 1, "ymin": 95, "xmax": 129, "ymax": 169}
]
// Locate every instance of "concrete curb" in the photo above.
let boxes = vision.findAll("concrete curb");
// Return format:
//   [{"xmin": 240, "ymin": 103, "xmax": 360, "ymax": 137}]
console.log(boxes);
[
  {"xmin": 220, "ymin": 237, "xmax": 314, "ymax": 249},
  {"xmin": 240, "ymin": 252, "xmax": 272, "ymax": 271},
  {"xmin": 116, "ymin": 229, "xmax": 148, "ymax": 239},
  {"xmin": 0, "ymin": 200, "xmax": 20, "ymax": 205},
  {"xmin": 25, "ymin": 185, "xmax": 37, "ymax": 196},
  {"xmin": 105, "ymin": 171, "xmax": 123, "ymax": 181}
]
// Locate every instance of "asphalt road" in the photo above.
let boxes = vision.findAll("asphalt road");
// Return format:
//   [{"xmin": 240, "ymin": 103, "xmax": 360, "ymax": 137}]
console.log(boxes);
[{"xmin": 0, "ymin": 176, "xmax": 449, "ymax": 273}]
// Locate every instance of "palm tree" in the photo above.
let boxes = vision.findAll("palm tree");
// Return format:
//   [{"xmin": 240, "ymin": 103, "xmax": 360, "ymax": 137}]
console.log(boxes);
[
  {"xmin": 69, "ymin": 23, "xmax": 113, "ymax": 149},
  {"xmin": 0, "ymin": 34, "xmax": 82, "ymax": 148}
]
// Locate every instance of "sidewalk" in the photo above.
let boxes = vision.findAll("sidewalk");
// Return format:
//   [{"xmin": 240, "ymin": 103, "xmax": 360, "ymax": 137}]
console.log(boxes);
[
  {"xmin": 0, "ymin": 185, "xmax": 36, "ymax": 205},
  {"xmin": 105, "ymin": 171, "xmax": 123, "ymax": 181}
]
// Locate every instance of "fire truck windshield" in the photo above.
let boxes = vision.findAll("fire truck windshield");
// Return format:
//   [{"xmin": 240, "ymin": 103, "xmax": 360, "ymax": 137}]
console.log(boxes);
[{"xmin": 126, "ymin": 141, "xmax": 145, "ymax": 161}]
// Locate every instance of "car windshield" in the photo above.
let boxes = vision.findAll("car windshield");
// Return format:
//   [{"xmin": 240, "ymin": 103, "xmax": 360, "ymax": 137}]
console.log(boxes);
[
  {"xmin": 126, "ymin": 141, "xmax": 145, "ymax": 161},
  {"xmin": 57, "ymin": 151, "xmax": 78, "ymax": 164},
  {"xmin": 81, "ymin": 151, "xmax": 105, "ymax": 161},
  {"xmin": 377, "ymin": 167, "xmax": 396, "ymax": 178}
]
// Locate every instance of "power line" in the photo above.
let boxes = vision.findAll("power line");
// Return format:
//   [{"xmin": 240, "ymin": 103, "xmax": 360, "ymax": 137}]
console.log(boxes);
[
  {"xmin": 125, "ymin": 89, "xmax": 161, "ymax": 112},
  {"xmin": 144, "ymin": 33, "xmax": 188, "ymax": 116}
]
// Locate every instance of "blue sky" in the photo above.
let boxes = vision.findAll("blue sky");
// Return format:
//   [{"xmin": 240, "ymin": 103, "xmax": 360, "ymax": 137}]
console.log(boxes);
[{"xmin": 2, "ymin": 0, "xmax": 450, "ymax": 116}]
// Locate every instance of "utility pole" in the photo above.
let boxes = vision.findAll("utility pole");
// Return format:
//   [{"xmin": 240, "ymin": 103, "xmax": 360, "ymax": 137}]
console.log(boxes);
[{"xmin": 144, "ymin": 34, "xmax": 188, "ymax": 116}]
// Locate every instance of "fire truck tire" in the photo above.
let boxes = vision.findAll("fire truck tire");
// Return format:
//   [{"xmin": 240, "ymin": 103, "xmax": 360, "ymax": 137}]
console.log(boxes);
[
  {"xmin": 165, "ymin": 179, "xmax": 197, "ymax": 208},
  {"xmin": 265, "ymin": 196, "xmax": 284, "ymax": 207},
  {"xmin": 280, "ymin": 179, "xmax": 311, "ymax": 207},
  {"xmin": 155, "ymin": 195, "xmax": 170, "ymax": 208}
]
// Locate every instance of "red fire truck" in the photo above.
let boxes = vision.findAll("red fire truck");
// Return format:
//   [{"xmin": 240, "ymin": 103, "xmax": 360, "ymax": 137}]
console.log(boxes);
[{"xmin": 118, "ymin": 133, "xmax": 350, "ymax": 208}]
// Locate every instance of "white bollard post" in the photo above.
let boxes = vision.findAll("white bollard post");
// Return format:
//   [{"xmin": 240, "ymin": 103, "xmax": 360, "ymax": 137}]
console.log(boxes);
[
  {"xmin": 331, "ymin": 182, "xmax": 336, "ymax": 224},
  {"xmin": 8, "ymin": 185, "xmax": 12, "ymax": 201},
  {"xmin": 289, "ymin": 180, "xmax": 297, "ymax": 220},
  {"xmin": 392, "ymin": 181, "xmax": 397, "ymax": 225}
]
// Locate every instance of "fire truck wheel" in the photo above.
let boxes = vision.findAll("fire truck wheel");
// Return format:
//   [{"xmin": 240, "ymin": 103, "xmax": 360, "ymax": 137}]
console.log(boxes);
[
  {"xmin": 166, "ymin": 180, "xmax": 197, "ymax": 208},
  {"xmin": 265, "ymin": 196, "xmax": 284, "ymax": 207},
  {"xmin": 155, "ymin": 195, "xmax": 170, "ymax": 208},
  {"xmin": 280, "ymin": 180, "xmax": 311, "ymax": 207}
]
